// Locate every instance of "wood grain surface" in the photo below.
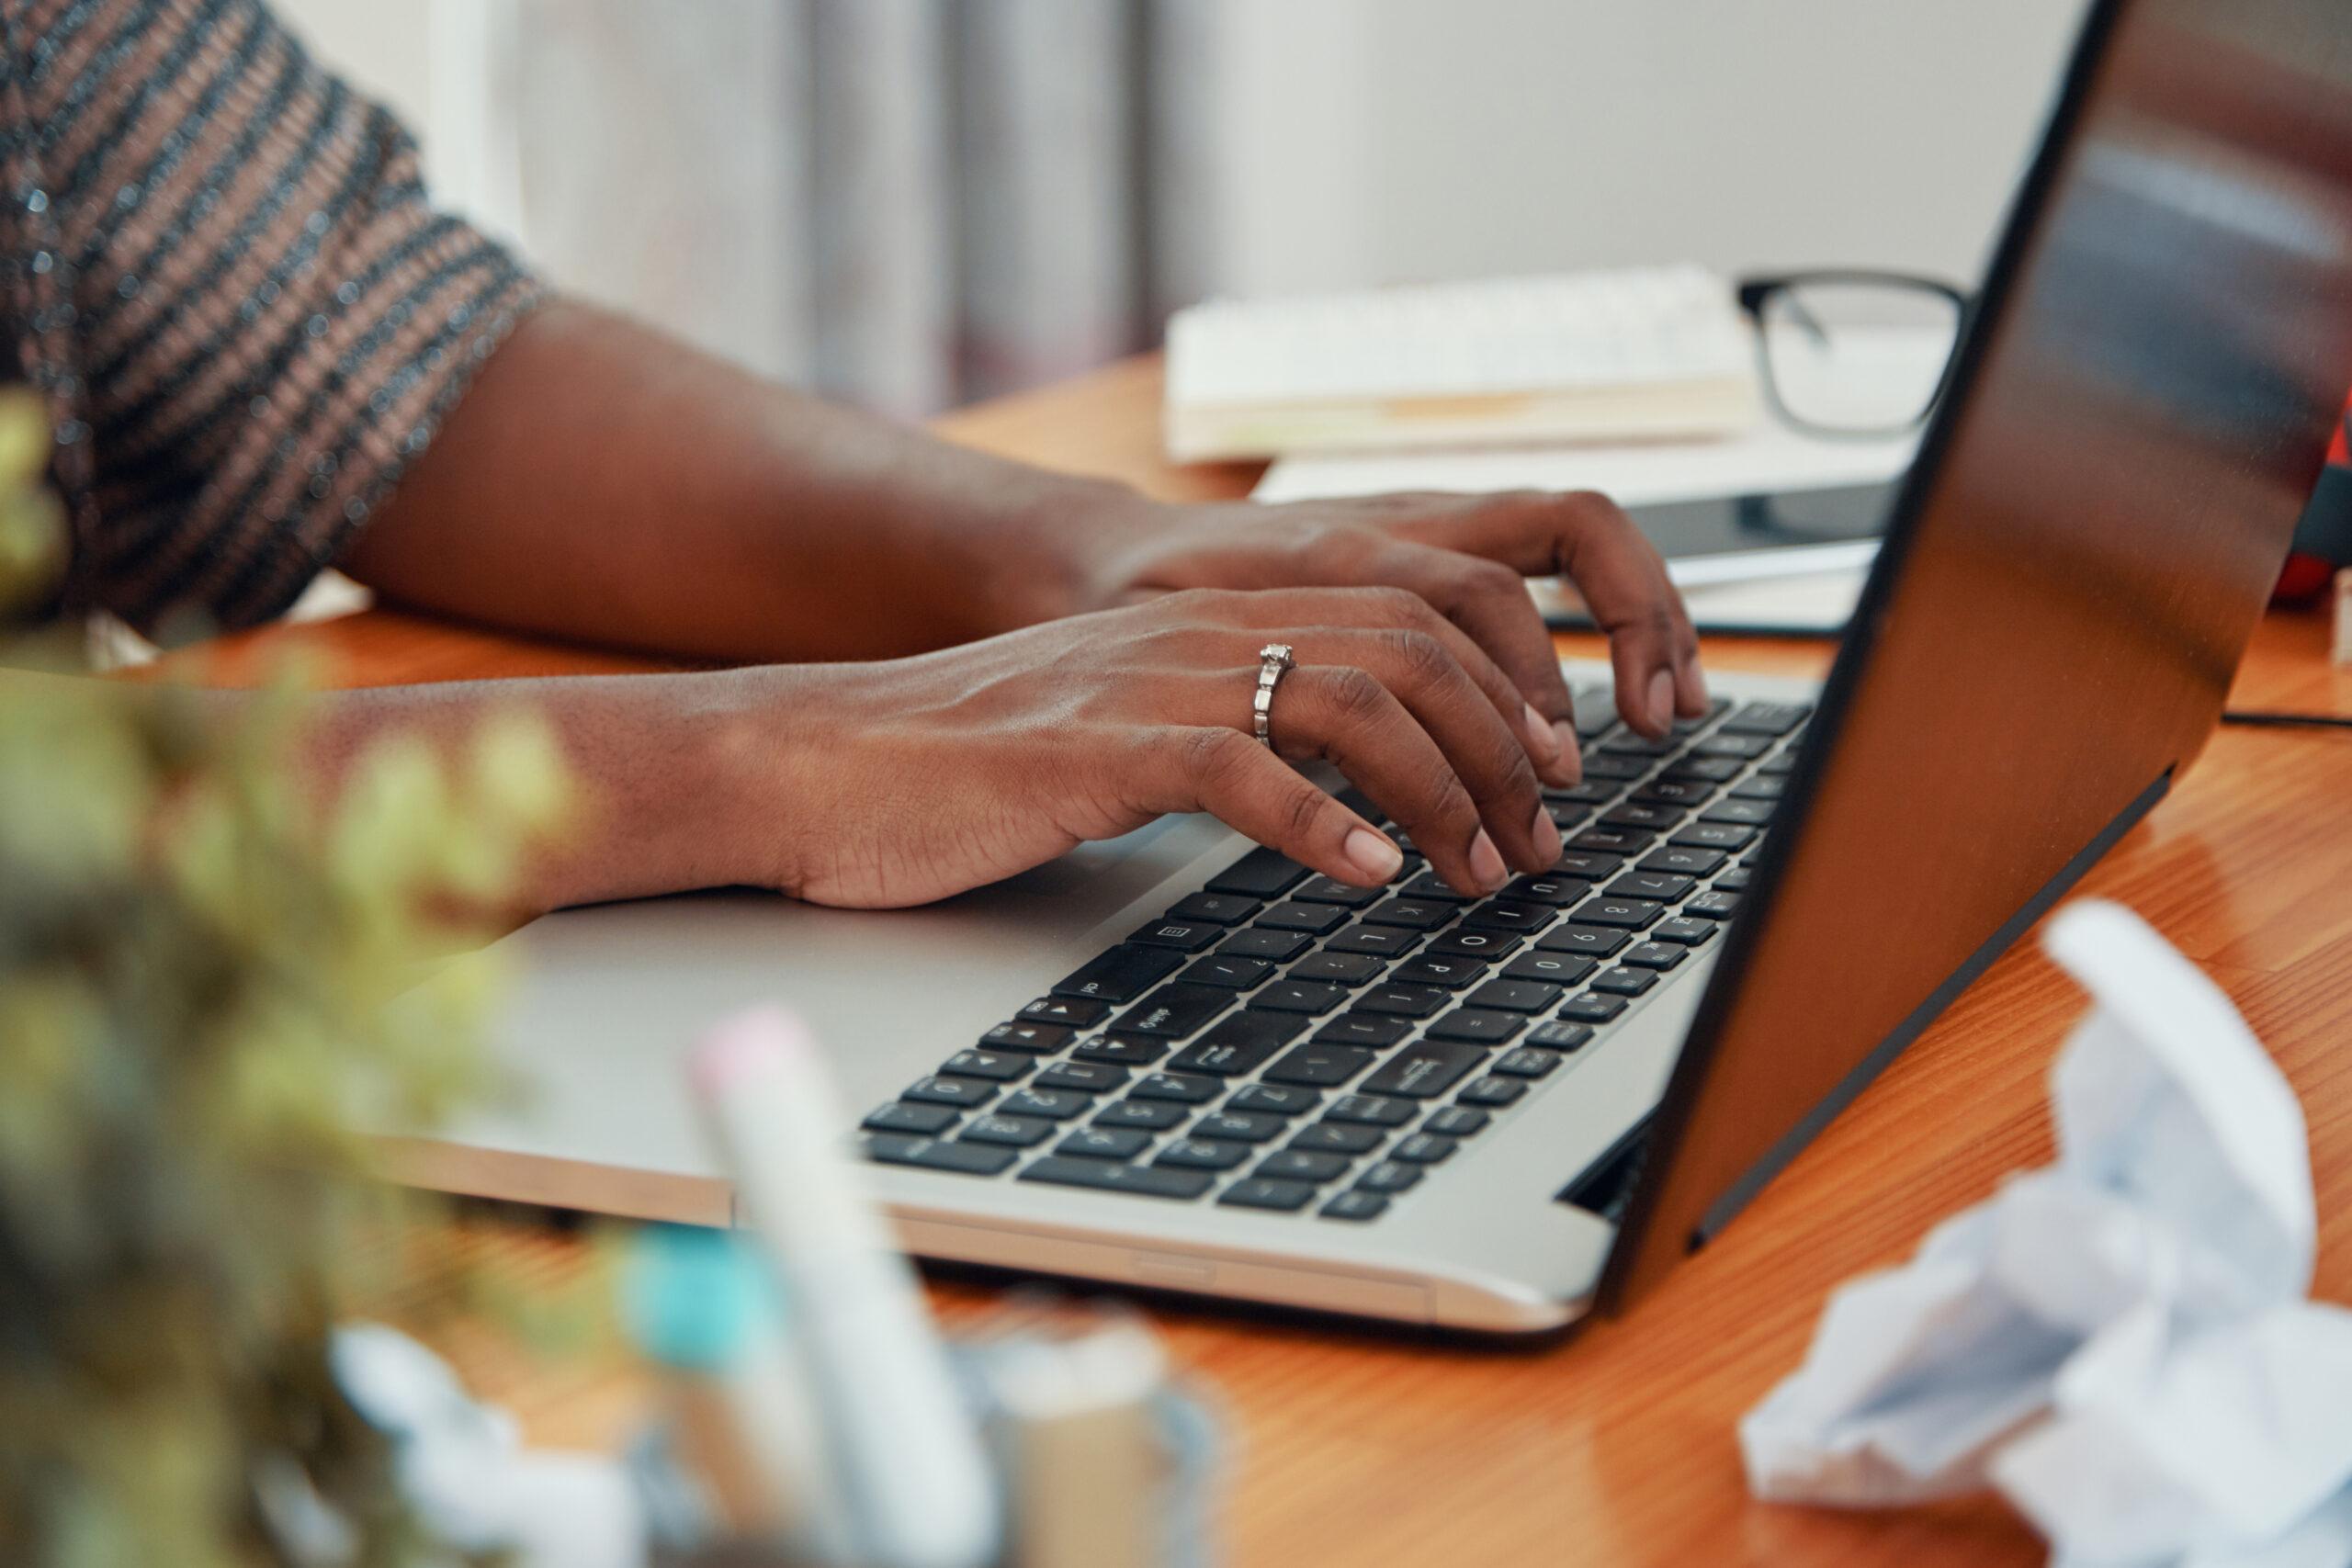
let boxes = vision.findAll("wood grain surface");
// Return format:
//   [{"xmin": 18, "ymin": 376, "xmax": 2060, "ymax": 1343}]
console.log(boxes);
[{"xmin": 182, "ymin": 355, "xmax": 2352, "ymax": 1567}]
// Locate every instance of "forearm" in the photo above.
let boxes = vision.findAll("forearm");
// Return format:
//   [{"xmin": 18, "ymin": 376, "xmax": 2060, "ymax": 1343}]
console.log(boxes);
[{"xmin": 341, "ymin": 301, "xmax": 1155, "ymax": 662}]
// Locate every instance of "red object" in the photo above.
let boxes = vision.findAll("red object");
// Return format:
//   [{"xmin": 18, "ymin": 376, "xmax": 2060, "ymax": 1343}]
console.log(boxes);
[{"xmin": 2274, "ymin": 393, "xmax": 2352, "ymax": 603}]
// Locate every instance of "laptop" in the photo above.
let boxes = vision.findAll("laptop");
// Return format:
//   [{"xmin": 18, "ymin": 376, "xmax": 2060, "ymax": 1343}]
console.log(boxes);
[{"xmin": 381, "ymin": 0, "xmax": 2352, "ymax": 1334}]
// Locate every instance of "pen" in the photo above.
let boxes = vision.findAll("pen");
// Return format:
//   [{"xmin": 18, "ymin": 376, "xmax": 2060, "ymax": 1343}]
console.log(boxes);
[{"xmin": 692, "ymin": 1007, "xmax": 1001, "ymax": 1568}]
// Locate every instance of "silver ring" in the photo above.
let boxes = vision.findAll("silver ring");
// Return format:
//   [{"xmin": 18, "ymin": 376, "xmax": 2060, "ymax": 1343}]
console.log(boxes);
[{"xmin": 1252, "ymin": 643, "xmax": 1295, "ymax": 747}]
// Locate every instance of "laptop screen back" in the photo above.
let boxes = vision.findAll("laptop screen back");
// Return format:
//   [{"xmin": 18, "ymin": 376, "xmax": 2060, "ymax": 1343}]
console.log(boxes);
[{"xmin": 1607, "ymin": 0, "xmax": 2352, "ymax": 1307}]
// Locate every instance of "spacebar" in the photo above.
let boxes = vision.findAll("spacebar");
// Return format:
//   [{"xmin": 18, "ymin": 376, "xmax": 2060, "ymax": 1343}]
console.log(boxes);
[{"xmin": 1019, "ymin": 1156, "xmax": 1213, "ymax": 1201}]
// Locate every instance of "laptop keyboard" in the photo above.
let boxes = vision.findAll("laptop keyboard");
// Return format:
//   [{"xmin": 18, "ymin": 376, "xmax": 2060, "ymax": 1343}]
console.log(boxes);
[{"xmin": 860, "ymin": 687, "xmax": 1811, "ymax": 1224}]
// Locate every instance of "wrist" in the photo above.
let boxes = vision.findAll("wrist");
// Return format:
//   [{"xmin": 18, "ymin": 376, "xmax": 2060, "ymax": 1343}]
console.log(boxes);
[{"xmin": 992, "ymin": 477, "xmax": 1167, "ymax": 628}]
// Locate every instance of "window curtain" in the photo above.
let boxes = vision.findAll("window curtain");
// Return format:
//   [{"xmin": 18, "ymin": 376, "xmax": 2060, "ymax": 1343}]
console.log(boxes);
[{"xmin": 486, "ymin": 0, "xmax": 1217, "ymax": 418}]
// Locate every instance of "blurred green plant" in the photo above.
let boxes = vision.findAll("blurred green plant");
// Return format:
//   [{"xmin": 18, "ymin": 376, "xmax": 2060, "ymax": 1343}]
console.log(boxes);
[{"xmin": 0, "ymin": 389, "xmax": 571, "ymax": 1567}]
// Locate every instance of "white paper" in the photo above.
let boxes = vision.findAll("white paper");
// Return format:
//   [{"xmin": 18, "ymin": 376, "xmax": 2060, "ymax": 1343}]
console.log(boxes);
[{"xmin": 1741, "ymin": 899, "xmax": 2352, "ymax": 1567}]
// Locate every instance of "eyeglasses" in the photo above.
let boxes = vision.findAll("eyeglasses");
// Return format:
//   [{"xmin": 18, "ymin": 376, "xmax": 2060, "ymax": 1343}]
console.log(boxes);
[{"xmin": 1736, "ymin": 271, "xmax": 1972, "ymax": 440}]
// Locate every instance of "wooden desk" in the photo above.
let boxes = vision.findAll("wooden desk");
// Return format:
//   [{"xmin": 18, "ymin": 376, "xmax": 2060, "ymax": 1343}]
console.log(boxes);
[{"xmin": 204, "ymin": 355, "xmax": 2352, "ymax": 1567}]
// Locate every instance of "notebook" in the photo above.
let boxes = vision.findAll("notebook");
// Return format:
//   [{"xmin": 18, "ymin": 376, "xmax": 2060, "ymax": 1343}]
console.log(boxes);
[{"xmin": 1164, "ymin": 266, "xmax": 1760, "ymax": 462}]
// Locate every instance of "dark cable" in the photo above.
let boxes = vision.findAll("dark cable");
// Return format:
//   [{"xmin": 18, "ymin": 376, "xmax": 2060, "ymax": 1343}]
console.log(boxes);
[{"xmin": 2220, "ymin": 709, "xmax": 2352, "ymax": 730}]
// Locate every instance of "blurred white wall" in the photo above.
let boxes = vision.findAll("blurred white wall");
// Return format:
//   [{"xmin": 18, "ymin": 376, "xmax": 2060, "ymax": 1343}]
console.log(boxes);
[
  {"xmin": 273, "ymin": 0, "xmax": 2091, "ymax": 305},
  {"xmin": 1189, "ymin": 0, "xmax": 2093, "ymax": 298}
]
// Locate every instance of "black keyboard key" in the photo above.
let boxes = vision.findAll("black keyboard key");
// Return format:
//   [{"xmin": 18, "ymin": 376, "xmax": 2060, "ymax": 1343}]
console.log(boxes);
[
  {"xmin": 1426, "ymin": 928, "xmax": 1521, "ymax": 961},
  {"xmin": 1672, "ymin": 822, "xmax": 1758, "ymax": 852},
  {"xmin": 1155, "ymin": 1139, "xmax": 1251, "ymax": 1171},
  {"xmin": 1288, "ymin": 1122, "xmax": 1385, "ymax": 1156},
  {"xmin": 1129, "ymin": 919, "xmax": 1225, "ymax": 953},
  {"xmin": 1291, "ymin": 874, "xmax": 1384, "ymax": 907},
  {"xmin": 1458, "ymin": 1077, "xmax": 1528, "ymax": 1108},
  {"xmin": 1017, "ymin": 995, "xmax": 1111, "ymax": 1028},
  {"xmin": 904, "ymin": 1075, "xmax": 997, "ymax": 1108},
  {"xmin": 1686, "ymin": 890, "xmax": 1742, "ymax": 919},
  {"xmin": 1639, "ymin": 845, "xmax": 1725, "ymax": 877},
  {"xmin": 1036, "ymin": 1061, "xmax": 1130, "ymax": 1093},
  {"xmin": 1426, "ymin": 1106, "xmax": 1490, "ymax": 1137},
  {"xmin": 1503, "ymin": 951, "xmax": 1595, "ymax": 987},
  {"xmin": 866, "ymin": 1134, "xmax": 1017, "ymax": 1177},
  {"xmin": 1538, "ymin": 923, "xmax": 1631, "ymax": 958},
  {"xmin": 1571, "ymin": 827, "xmax": 1655, "ymax": 855},
  {"xmin": 1661, "ymin": 754, "xmax": 1747, "ymax": 784},
  {"xmin": 1261, "ymin": 1043, "xmax": 1375, "ymax": 1089},
  {"xmin": 1363, "ymin": 897, "xmax": 1457, "ymax": 931},
  {"xmin": 1362, "ymin": 1043, "xmax": 1485, "ymax": 1099},
  {"xmin": 1391, "ymin": 1132, "xmax": 1458, "ymax": 1165},
  {"xmin": 1355, "ymin": 983, "xmax": 1449, "ymax": 1019},
  {"xmin": 960, "ymin": 1113, "xmax": 1056, "ymax": 1147},
  {"xmin": 1558, "ymin": 994, "xmax": 1628, "ymax": 1024},
  {"xmin": 1717, "ymin": 868, "xmax": 1755, "ymax": 892},
  {"xmin": 1179, "ymin": 953, "xmax": 1273, "ymax": 990},
  {"xmin": 1320, "ymin": 1190, "xmax": 1390, "ymax": 1221},
  {"xmin": 1581, "ymin": 752, "xmax": 1648, "ymax": 780},
  {"xmin": 1567, "ymin": 896, "xmax": 1664, "ymax": 930},
  {"xmin": 1219, "ymin": 927, "xmax": 1315, "ymax": 962},
  {"xmin": 1112, "ymin": 983, "xmax": 1235, "ymax": 1039},
  {"xmin": 1631, "ymin": 777, "xmax": 1716, "ymax": 807},
  {"xmin": 1022, "ymin": 1156, "xmax": 1212, "ymax": 1201},
  {"xmin": 1460, "ymin": 900, "xmax": 1555, "ymax": 936},
  {"xmin": 1729, "ymin": 776, "xmax": 1787, "ymax": 802},
  {"xmin": 1392, "ymin": 953, "xmax": 1487, "ymax": 989},
  {"xmin": 941, "ymin": 1050, "xmax": 1032, "ymax": 1082},
  {"xmin": 1075, "ymin": 1036, "xmax": 1168, "ymax": 1066},
  {"xmin": 1605, "ymin": 872, "xmax": 1695, "ymax": 903},
  {"xmin": 1492, "ymin": 1048, "xmax": 1560, "ymax": 1078},
  {"xmin": 1527, "ymin": 1021, "xmax": 1595, "ymax": 1052},
  {"xmin": 1252, "ymin": 980, "xmax": 1350, "ymax": 1014},
  {"xmin": 1207, "ymin": 847, "xmax": 1309, "ymax": 900},
  {"xmin": 1600, "ymin": 804, "xmax": 1683, "ymax": 832},
  {"xmin": 1702, "ymin": 799, "xmax": 1777, "ymax": 827},
  {"xmin": 1053, "ymin": 943, "xmax": 1183, "ymax": 1004},
  {"xmin": 1168, "ymin": 1035, "xmax": 1280, "ymax": 1079},
  {"xmin": 1426, "ymin": 1008, "xmax": 1525, "ymax": 1045},
  {"xmin": 981, "ymin": 1021, "xmax": 1074, "ymax": 1055},
  {"xmin": 1221, "ymin": 1178, "xmax": 1317, "ymax": 1213},
  {"xmin": 1206, "ymin": 1007, "xmax": 1309, "ymax": 1050},
  {"xmin": 1327, "ymin": 1095, "xmax": 1417, "ymax": 1128},
  {"xmin": 1621, "ymin": 942, "xmax": 1687, "ymax": 971},
  {"xmin": 864, "ymin": 1101, "xmax": 961, "ymax": 1135},
  {"xmin": 1500, "ymin": 874, "xmax": 1592, "ymax": 908},
  {"xmin": 1170, "ymin": 891, "xmax": 1261, "ymax": 925},
  {"xmin": 1191, "ymin": 1111, "xmax": 1288, "ymax": 1144},
  {"xmin": 1722, "ymin": 700, "xmax": 1811, "ymax": 736},
  {"xmin": 1325, "ymin": 923, "xmax": 1421, "ymax": 959},
  {"xmin": 1255, "ymin": 1150, "xmax": 1351, "ymax": 1185},
  {"xmin": 1094, "ymin": 1100, "xmax": 1188, "ymax": 1131},
  {"xmin": 973, "ymin": 1077, "xmax": 1064, "ymax": 1111},
  {"xmin": 1230, "ymin": 1083, "xmax": 1324, "ymax": 1117},
  {"xmin": 1057, "ymin": 1127, "xmax": 1153, "ymax": 1160},
  {"xmin": 1652, "ymin": 917, "xmax": 1719, "ymax": 946},
  {"xmin": 1592, "ymin": 967, "xmax": 1657, "ymax": 997},
  {"xmin": 1257, "ymin": 900, "xmax": 1349, "ymax": 934},
  {"xmin": 1552, "ymin": 850, "xmax": 1624, "ymax": 880},
  {"xmin": 1693, "ymin": 732, "xmax": 1771, "ymax": 759},
  {"xmin": 1290, "ymin": 951, "xmax": 1385, "ymax": 987},
  {"xmin": 1464, "ymin": 978, "xmax": 1562, "ymax": 1014},
  {"xmin": 1354, "ymin": 1159, "xmax": 1423, "ymax": 1194},
  {"xmin": 1399, "ymin": 869, "xmax": 1477, "ymax": 902},
  {"xmin": 1600, "ymin": 731, "xmax": 1677, "ymax": 757},
  {"xmin": 1315, "ymin": 1012, "xmax": 1414, "ymax": 1050},
  {"xmin": 1129, "ymin": 1073, "xmax": 1222, "ymax": 1104}
]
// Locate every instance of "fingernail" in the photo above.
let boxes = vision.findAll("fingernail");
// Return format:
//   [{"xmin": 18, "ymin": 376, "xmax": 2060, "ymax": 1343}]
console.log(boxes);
[
  {"xmin": 1551, "ymin": 720, "xmax": 1580, "ymax": 770},
  {"xmin": 1531, "ymin": 803, "xmax": 1562, "ymax": 865},
  {"xmin": 1468, "ymin": 829, "xmax": 1508, "ymax": 891},
  {"xmin": 1647, "ymin": 669, "xmax": 1676, "ymax": 730},
  {"xmin": 1523, "ymin": 701, "xmax": 1561, "ymax": 764},
  {"xmin": 1344, "ymin": 827, "xmax": 1404, "ymax": 882}
]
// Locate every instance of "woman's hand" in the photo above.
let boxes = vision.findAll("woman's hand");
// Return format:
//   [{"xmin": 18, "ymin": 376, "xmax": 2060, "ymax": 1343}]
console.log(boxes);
[
  {"xmin": 747, "ymin": 586, "xmax": 1594, "ymax": 908},
  {"xmin": 1069, "ymin": 489, "xmax": 1709, "ymax": 752}
]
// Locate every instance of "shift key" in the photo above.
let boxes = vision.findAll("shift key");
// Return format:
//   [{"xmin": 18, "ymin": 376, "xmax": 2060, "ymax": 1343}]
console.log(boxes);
[{"xmin": 1361, "ymin": 1043, "xmax": 1486, "ymax": 1100}]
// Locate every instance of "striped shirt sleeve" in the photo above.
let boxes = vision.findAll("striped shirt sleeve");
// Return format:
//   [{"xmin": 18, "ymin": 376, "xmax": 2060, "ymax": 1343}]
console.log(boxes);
[{"xmin": 5, "ymin": 0, "xmax": 540, "ymax": 636}]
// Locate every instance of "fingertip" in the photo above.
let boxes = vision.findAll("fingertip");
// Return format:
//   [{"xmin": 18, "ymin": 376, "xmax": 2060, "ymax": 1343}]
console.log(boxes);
[{"xmin": 1341, "ymin": 824, "xmax": 1404, "ymax": 885}]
